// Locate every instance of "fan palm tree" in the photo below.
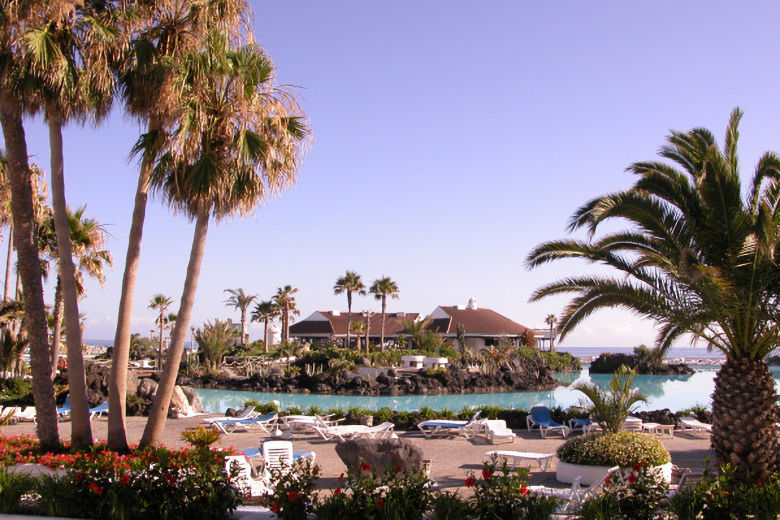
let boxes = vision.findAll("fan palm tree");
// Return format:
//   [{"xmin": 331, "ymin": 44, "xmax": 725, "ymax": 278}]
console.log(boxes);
[
  {"xmin": 139, "ymin": 29, "xmax": 308, "ymax": 447},
  {"xmin": 526, "ymin": 109, "xmax": 780, "ymax": 481},
  {"xmin": 148, "ymin": 294, "xmax": 173, "ymax": 372},
  {"xmin": 334, "ymin": 271, "xmax": 365, "ymax": 350},
  {"xmin": 108, "ymin": 0, "xmax": 251, "ymax": 451},
  {"xmin": 274, "ymin": 285, "xmax": 300, "ymax": 345},
  {"xmin": 544, "ymin": 314, "xmax": 557, "ymax": 353},
  {"xmin": 223, "ymin": 288, "xmax": 256, "ymax": 347},
  {"xmin": 369, "ymin": 276, "xmax": 399, "ymax": 351},
  {"xmin": 251, "ymin": 299, "xmax": 279, "ymax": 353}
]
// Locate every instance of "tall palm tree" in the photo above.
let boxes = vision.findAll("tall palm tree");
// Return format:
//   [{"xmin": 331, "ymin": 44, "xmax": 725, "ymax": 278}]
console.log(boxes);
[
  {"xmin": 274, "ymin": 285, "xmax": 300, "ymax": 345},
  {"xmin": 526, "ymin": 109, "xmax": 780, "ymax": 481},
  {"xmin": 223, "ymin": 288, "xmax": 257, "ymax": 347},
  {"xmin": 39, "ymin": 206, "xmax": 113, "ymax": 379},
  {"xmin": 251, "ymin": 299, "xmax": 279, "ymax": 353},
  {"xmin": 0, "ymin": 3, "xmax": 62, "ymax": 449},
  {"xmin": 333, "ymin": 271, "xmax": 365, "ymax": 350},
  {"xmin": 109, "ymin": 0, "xmax": 251, "ymax": 452},
  {"xmin": 544, "ymin": 314, "xmax": 556, "ymax": 353},
  {"xmin": 369, "ymin": 276, "xmax": 399, "ymax": 351},
  {"xmin": 139, "ymin": 29, "xmax": 308, "ymax": 447},
  {"xmin": 148, "ymin": 294, "xmax": 173, "ymax": 372}
]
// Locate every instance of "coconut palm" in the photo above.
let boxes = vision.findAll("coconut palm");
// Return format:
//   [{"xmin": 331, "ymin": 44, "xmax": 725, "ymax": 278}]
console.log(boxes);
[
  {"xmin": 223, "ymin": 288, "xmax": 257, "ymax": 347},
  {"xmin": 573, "ymin": 365, "xmax": 646, "ymax": 434},
  {"xmin": 369, "ymin": 276, "xmax": 399, "ymax": 351},
  {"xmin": 334, "ymin": 271, "xmax": 365, "ymax": 350},
  {"xmin": 274, "ymin": 285, "xmax": 300, "ymax": 345},
  {"xmin": 108, "ymin": 0, "xmax": 251, "ymax": 451},
  {"xmin": 139, "ymin": 29, "xmax": 308, "ymax": 447},
  {"xmin": 148, "ymin": 295, "xmax": 173, "ymax": 372},
  {"xmin": 544, "ymin": 314, "xmax": 557, "ymax": 353},
  {"xmin": 526, "ymin": 109, "xmax": 780, "ymax": 481},
  {"xmin": 251, "ymin": 299, "xmax": 279, "ymax": 353}
]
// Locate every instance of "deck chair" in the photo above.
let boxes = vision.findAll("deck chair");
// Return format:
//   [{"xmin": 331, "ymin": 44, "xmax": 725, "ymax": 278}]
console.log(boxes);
[
  {"xmin": 262, "ymin": 440, "xmax": 295, "ymax": 475},
  {"xmin": 201, "ymin": 407, "xmax": 263, "ymax": 433},
  {"xmin": 207, "ymin": 412, "xmax": 278, "ymax": 435},
  {"xmin": 57, "ymin": 395, "xmax": 71, "ymax": 420},
  {"xmin": 312, "ymin": 424, "xmax": 370, "ymax": 442},
  {"xmin": 529, "ymin": 465, "xmax": 619, "ymax": 514},
  {"xmin": 225, "ymin": 455, "xmax": 271, "ymax": 496},
  {"xmin": 526, "ymin": 405, "xmax": 569, "ymax": 438},
  {"xmin": 678, "ymin": 417, "xmax": 712, "ymax": 434},
  {"xmin": 89, "ymin": 402, "xmax": 109, "ymax": 420},
  {"xmin": 363, "ymin": 421, "xmax": 396, "ymax": 439},
  {"xmin": 417, "ymin": 411, "xmax": 482, "ymax": 438},
  {"xmin": 483, "ymin": 420, "xmax": 516, "ymax": 444}
]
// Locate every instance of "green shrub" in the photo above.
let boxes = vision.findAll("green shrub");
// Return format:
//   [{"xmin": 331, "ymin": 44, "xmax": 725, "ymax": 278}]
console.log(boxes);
[
  {"xmin": 429, "ymin": 491, "xmax": 471, "ymax": 520},
  {"xmin": 374, "ymin": 408, "xmax": 393, "ymax": 423},
  {"xmin": 244, "ymin": 399, "xmax": 278, "ymax": 414},
  {"xmin": 0, "ymin": 469, "xmax": 36, "ymax": 514},
  {"xmin": 478, "ymin": 405, "xmax": 503, "ymax": 420},
  {"xmin": 467, "ymin": 460, "xmax": 559, "ymax": 520},
  {"xmin": 557, "ymin": 432, "xmax": 670, "ymax": 467},
  {"xmin": 181, "ymin": 425, "xmax": 221, "ymax": 449}
]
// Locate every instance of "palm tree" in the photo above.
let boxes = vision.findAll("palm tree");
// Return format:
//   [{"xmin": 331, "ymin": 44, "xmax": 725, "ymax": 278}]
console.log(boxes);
[
  {"xmin": 223, "ymin": 288, "xmax": 257, "ymax": 347},
  {"xmin": 526, "ymin": 109, "xmax": 780, "ymax": 481},
  {"xmin": 274, "ymin": 285, "xmax": 300, "ymax": 345},
  {"xmin": 39, "ymin": 206, "xmax": 113, "ymax": 379},
  {"xmin": 350, "ymin": 320, "xmax": 364, "ymax": 353},
  {"xmin": 333, "ymin": 271, "xmax": 365, "ymax": 349},
  {"xmin": 0, "ymin": 4, "xmax": 62, "ymax": 449},
  {"xmin": 148, "ymin": 295, "xmax": 173, "ymax": 372},
  {"xmin": 544, "ymin": 314, "xmax": 557, "ymax": 353},
  {"xmin": 251, "ymin": 299, "xmax": 280, "ymax": 353},
  {"xmin": 369, "ymin": 276, "xmax": 399, "ymax": 351},
  {"xmin": 109, "ymin": 0, "xmax": 251, "ymax": 452},
  {"xmin": 573, "ymin": 365, "xmax": 646, "ymax": 434},
  {"xmin": 195, "ymin": 319, "xmax": 238, "ymax": 371},
  {"xmin": 363, "ymin": 311, "xmax": 372, "ymax": 353},
  {"xmin": 139, "ymin": 29, "xmax": 308, "ymax": 447}
]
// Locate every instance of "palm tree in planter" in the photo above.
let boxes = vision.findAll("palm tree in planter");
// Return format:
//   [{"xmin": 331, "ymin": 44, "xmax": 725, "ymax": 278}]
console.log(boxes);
[
  {"xmin": 544, "ymin": 314, "xmax": 557, "ymax": 353},
  {"xmin": 251, "ymin": 299, "xmax": 280, "ymax": 353},
  {"xmin": 526, "ymin": 109, "xmax": 780, "ymax": 481},
  {"xmin": 139, "ymin": 29, "xmax": 308, "ymax": 447},
  {"xmin": 369, "ymin": 276, "xmax": 399, "ymax": 351},
  {"xmin": 573, "ymin": 365, "xmax": 646, "ymax": 433},
  {"xmin": 333, "ymin": 271, "xmax": 365, "ymax": 350},
  {"xmin": 223, "ymin": 288, "xmax": 257, "ymax": 348}
]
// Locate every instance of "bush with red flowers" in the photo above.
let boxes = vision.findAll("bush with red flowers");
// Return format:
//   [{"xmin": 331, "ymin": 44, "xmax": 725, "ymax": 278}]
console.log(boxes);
[
  {"xmin": 467, "ymin": 459, "xmax": 559, "ymax": 520},
  {"xmin": 315, "ymin": 460, "xmax": 432, "ymax": 520},
  {"xmin": 0, "ymin": 435, "xmax": 240, "ymax": 519},
  {"xmin": 260, "ymin": 458, "xmax": 320, "ymax": 520}
]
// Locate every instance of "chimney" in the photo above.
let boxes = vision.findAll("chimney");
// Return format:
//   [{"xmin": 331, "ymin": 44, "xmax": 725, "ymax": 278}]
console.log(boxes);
[
  {"xmin": 467, "ymin": 297, "xmax": 477, "ymax": 310},
  {"xmin": 332, "ymin": 310, "xmax": 340, "ymax": 316}
]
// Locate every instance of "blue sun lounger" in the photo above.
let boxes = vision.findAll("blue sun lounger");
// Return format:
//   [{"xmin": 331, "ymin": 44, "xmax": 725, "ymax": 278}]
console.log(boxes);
[
  {"xmin": 56, "ymin": 395, "xmax": 71, "ymax": 421},
  {"xmin": 89, "ymin": 402, "xmax": 109, "ymax": 420},
  {"xmin": 526, "ymin": 405, "xmax": 570, "ymax": 438}
]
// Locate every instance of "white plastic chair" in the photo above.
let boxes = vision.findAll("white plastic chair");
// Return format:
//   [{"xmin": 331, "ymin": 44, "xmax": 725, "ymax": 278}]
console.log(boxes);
[{"xmin": 224, "ymin": 455, "xmax": 270, "ymax": 497}]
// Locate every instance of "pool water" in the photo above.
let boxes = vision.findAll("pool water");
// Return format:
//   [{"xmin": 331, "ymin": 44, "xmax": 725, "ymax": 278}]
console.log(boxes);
[{"xmin": 194, "ymin": 367, "xmax": 780, "ymax": 414}]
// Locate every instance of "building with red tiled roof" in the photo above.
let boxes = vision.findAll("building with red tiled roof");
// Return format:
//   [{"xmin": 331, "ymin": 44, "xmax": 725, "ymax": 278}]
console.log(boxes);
[
  {"xmin": 425, "ymin": 298, "xmax": 535, "ymax": 351},
  {"xmin": 289, "ymin": 311, "xmax": 420, "ymax": 346}
]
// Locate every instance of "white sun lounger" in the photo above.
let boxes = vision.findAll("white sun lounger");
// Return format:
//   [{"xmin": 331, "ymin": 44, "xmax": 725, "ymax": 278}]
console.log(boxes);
[
  {"xmin": 486, "ymin": 450, "xmax": 556, "ymax": 471},
  {"xmin": 312, "ymin": 424, "xmax": 370, "ymax": 442},
  {"xmin": 678, "ymin": 417, "xmax": 712, "ymax": 434},
  {"xmin": 528, "ymin": 465, "xmax": 619, "ymax": 514}
]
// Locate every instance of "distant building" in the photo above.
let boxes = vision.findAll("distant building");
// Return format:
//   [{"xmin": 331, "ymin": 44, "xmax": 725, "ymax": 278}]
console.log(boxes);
[
  {"xmin": 289, "ymin": 311, "xmax": 420, "ymax": 346},
  {"xmin": 426, "ymin": 298, "xmax": 535, "ymax": 351}
]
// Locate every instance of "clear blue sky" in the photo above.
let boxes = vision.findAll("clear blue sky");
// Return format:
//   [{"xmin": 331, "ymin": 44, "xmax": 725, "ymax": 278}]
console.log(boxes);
[{"xmin": 16, "ymin": 2, "xmax": 780, "ymax": 348}]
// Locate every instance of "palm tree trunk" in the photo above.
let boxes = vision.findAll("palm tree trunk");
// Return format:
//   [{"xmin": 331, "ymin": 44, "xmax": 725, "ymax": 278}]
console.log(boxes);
[
  {"xmin": 346, "ymin": 294, "xmax": 352, "ymax": 349},
  {"xmin": 49, "ymin": 116, "xmax": 93, "ymax": 447},
  {"xmin": 158, "ymin": 309, "xmax": 164, "ymax": 372},
  {"xmin": 365, "ymin": 315, "xmax": 370, "ymax": 354},
  {"xmin": 380, "ymin": 297, "xmax": 387, "ymax": 352},
  {"xmin": 263, "ymin": 319, "xmax": 269, "ymax": 353},
  {"xmin": 283, "ymin": 305, "xmax": 289, "ymax": 344},
  {"xmin": 50, "ymin": 278, "xmax": 63, "ymax": 378},
  {"xmin": 140, "ymin": 208, "xmax": 209, "ymax": 447},
  {"xmin": 0, "ymin": 95, "xmax": 60, "ymax": 450},
  {"xmin": 108, "ymin": 123, "xmax": 156, "ymax": 451},
  {"xmin": 3, "ymin": 224, "xmax": 12, "ymax": 301},
  {"xmin": 240, "ymin": 310, "xmax": 247, "ymax": 348}
]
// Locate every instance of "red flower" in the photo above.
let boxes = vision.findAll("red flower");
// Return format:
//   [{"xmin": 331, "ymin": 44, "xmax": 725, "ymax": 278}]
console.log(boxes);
[
  {"xmin": 465, "ymin": 477, "xmax": 475, "ymax": 487},
  {"xmin": 334, "ymin": 487, "xmax": 342, "ymax": 496},
  {"xmin": 482, "ymin": 468, "xmax": 492, "ymax": 480},
  {"xmin": 360, "ymin": 462, "xmax": 371, "ymax": 472},
  {"xmin": 376, "ymin": 498, "xmax": 384, "ymax": 509},
  {"xmin": 271, "ymin": 503, "xmax": 280, "ymax": 513},
  {"xmin": 757, "ymin": 480, "xmax": 763, "ymax": 489},
  {"xmin": 88, "ymin": 482, "xmax": 104, "ymax": 495},
  {"xmin": 75, "ymin": 472, "xmax": 85, "ymax": 481},
  {"xmin": 120, "ymin": 474, "xmax": 130, "ymax": 485},
  {"xmin": 632, "ymin": 462, "xmax": 643, "ymax": 472},
  {"xmin": 338, "ymin": 472, "xmax": 345, "ymax": 482},
  {"xmin": 521, "ymin": 485, "xmax": 528, "ymax": 496},
  {"xmin": 395, "ymin": 465, "xmax": 403, "ymax": 474},
  {"xmin": 287, "ymin": 491, "xmax": 300, "ymax": 501},
  {"xmin": 604, "ymin": 475, "xmax": 612, "ymax": 485},
  {"xmin": 627, "ymin": 474, "xmax": 637, "ymax": 484}
]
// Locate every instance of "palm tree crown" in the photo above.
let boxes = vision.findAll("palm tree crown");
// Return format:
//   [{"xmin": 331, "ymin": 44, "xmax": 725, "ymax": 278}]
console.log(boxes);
[
  {"xmin": 334, "ymin": 270, "xmax": 365, "ymax": 349},
  {"xmin": 223, "ymin": 288, "xmax": 257, "ymax": 347},
  {"xmin": 369, "ymin": 276, "xmax": 399, "ymax": 351},
  {"xmin": 251, "ymin": 299, "xmax": 280, "ymax": 353},
  {"xmin": 273, "ymin": 285, "xmax": 299, "ymax": 345},
  {"xmin": 526, "ymin": 108, "xmax": 780, "ymax": 480}
]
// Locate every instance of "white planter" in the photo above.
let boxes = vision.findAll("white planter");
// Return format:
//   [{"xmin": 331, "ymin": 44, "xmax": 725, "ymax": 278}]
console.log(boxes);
[{"xmin": 557, "ymin": 461, "xmax": 672, "ymax": 485}]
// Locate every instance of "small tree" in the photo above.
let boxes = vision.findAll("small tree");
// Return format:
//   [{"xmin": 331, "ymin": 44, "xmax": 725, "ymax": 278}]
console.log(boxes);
[
  {"xmin": 573, "ymin": 365, "xmax": 646, "ymax": 433},
  {"xmin": 195, "ymin": 320, "xmax": 239, "ymax": 371}
]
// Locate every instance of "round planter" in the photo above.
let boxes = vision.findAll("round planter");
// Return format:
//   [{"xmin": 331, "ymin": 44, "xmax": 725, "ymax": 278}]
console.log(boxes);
[{"xmin": 557, "ymin": 460, "xmax": 672, "ymax": 485}]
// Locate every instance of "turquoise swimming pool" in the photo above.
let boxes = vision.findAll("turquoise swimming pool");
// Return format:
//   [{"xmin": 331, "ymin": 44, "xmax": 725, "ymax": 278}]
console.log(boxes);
[{"xmin": 194, "ymin": 367, "xmax": 780, "ymax": 414}]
